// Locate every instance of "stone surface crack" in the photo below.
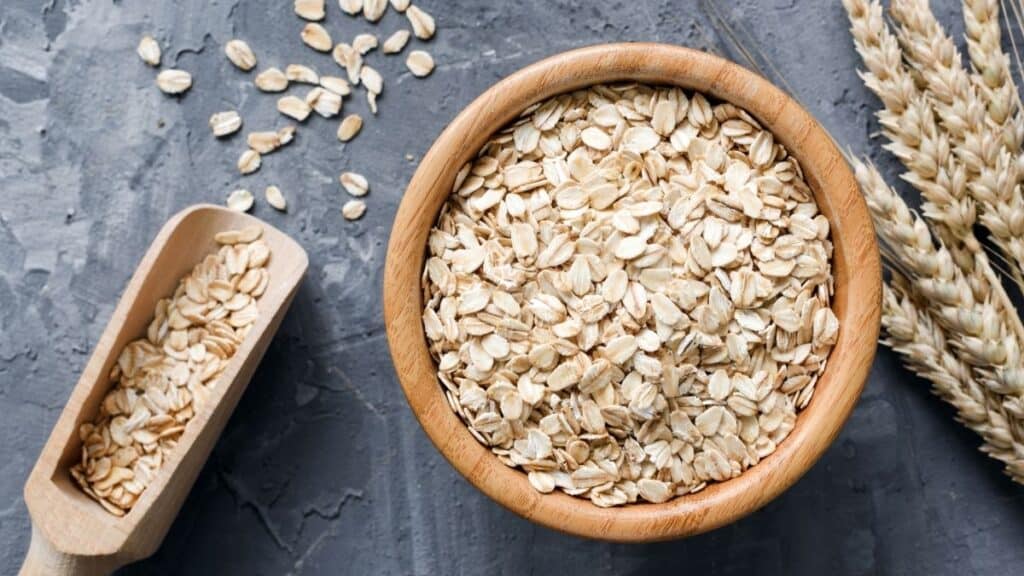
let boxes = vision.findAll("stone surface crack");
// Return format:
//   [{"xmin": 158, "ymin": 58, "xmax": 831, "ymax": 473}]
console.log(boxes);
[{"xmin": 219, "ymin": 469, "xmax": 295, "ymax": 554}]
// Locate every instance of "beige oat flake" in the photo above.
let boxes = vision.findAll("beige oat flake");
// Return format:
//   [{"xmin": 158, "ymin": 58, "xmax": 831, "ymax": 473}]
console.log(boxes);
[
  {"xmin": 337, "ymin": 113, "xmax": 363, "ymax": 142},
  {"xmin": 255, "ymin": 68, "xmax": 290, "ymax": 92},
  {"xmin": 226, "ymin": 188, "xmax": 255, "ymax": 212},
  {"xmin": 277, "ymin": 95, "xmax": 313, "ymax": 121},
  {"xmin": 209, "ymin": 111, "xmax": 243, "ymax": 137},
  {"xmin": 137, "ymin": 36, "xmax": 161, "ymax": 67},
  {"xmin": 340, "ymin": 171, "xmax": 369, "ymax": 196},
  {"xmin": 406, "ymin": 5, "xmax": 435, "ymax": 39},
  {"xmin": 382, "ymin": 30, "xmax": 411, "ymax": 54},
  {"xmin": 225, "ymin": 40, "xmax": 257, "ymax": 71},
  {"xmin": 156, "ymin": 70, "xmax": 192, "ymax": 95},
  {"xmin": 295, "ymin": 0, "xmax": 326, "ymax": 20},
  {"xmin": 342, "ymin": 199, "xmax": 366, "ymax": 220},
  {"xmin": 265, "ymin": 185, "xmax": 287, "ymax": 211},
  {"xmin": 301, "ymin": 23, "xmax": 333, "ymax": 52},
  {"xmin": 406, "ymin": 50, "xmax": 434, "ymax": 77}
]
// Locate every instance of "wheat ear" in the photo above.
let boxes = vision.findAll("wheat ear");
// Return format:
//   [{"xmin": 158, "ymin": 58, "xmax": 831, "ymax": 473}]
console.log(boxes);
[
  {"xmin": 882, "ymin": 279, "xmax": 1024, "ymax": 482},
  {"xmin": 962, "ymin": 0, "xmax": 1024, "ymax": 151},
  {"xmin": 854, "ymin": 159, "xmax": 1024, "ymax": 396},
  {"xmin": 844, "ymin": 1, "xmax": 974, "ymax": 247},
  {"xmin": 844, "ymin": 0, "xmax": 1021, "ymax": 325},
  {"xmin": 891, "ymin": 0, "xmax": 1024, "ymax": 283}
]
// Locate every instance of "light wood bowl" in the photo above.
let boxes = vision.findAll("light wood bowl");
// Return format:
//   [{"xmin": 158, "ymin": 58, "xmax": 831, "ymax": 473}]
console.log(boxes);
[
  {"xmin": 21, "ymin": 205, "xmax": 308, "ymax": 574},
  {"xmin": 383, "ymin": 43, "xmax": 881, "ymax": 542}
]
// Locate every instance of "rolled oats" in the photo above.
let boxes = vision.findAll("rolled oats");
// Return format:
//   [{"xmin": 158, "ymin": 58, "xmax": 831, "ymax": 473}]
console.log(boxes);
[
  {"xmin": 337, "ymin": 113, "xmax": 363, "ymax": 142},
  {"xmin": 382, "ymin": 30, "xmax": 411, "ymax": 54},
  {"xmin": 225, "ymin": 40, "xmax": 257, "ymax": 71},
  {"xmin": 421, "ymin": 83, "xmax": 838, "ymax": 507},
  {"xmin": 301, "ymin": 23, "xmax": 333, "ymax": 52},
  {"xmin": 285, "ymin": 64, "xmax": 320, "ymax": 84},
  {"xmin": 156, "ymin": 70, "xmax": 192, "ymax": 95},
  {"xmin": 342, "ymin": 199, "xmax": 366, "ymax": 220},
  {"xmin": 255, "ymin": 67, "xmax": 290, "ymax": 92},
  {"xmin": 71, "ymin": 225, "xmax": 271, "ymax": 515},
  {"xmin": 339, "ymin": 0, "xmax": 363, "ymax": 15},
  {"xmin": 209, "ymin": 111, "xmax": 243, "ymax": 137},
  {"xmin": 137, "ymin": 36, "xmax": 161, "ymax": 67},
  {"xmin": 406, "ymin": 50, "xmax": 434, "ymax": 77},
  {"xmin": 406, "ymin": 5, "xmax": 435, "ymax": 39},
  {"xmin": 295, "ymin": 0, "xmax": 326, "ymax": 20},
  {"xmin": 265, "ymin": 185, "xmax": 287, "ymax": 211}
]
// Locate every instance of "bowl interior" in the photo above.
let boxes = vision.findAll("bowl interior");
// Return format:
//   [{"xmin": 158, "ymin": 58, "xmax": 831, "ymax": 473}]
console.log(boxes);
[{"xmin": 383, "ymin": 43, "xmax": 880, "ymax": 542}]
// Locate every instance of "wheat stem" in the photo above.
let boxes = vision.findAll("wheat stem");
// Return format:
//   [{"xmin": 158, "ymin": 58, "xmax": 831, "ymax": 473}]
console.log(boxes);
[{"xmin": 882, "ymin": 279, "xmax": 1024, "ymax": 482}]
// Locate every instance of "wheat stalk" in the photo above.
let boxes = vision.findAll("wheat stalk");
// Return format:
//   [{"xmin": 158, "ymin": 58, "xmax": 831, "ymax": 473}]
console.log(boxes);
[
  {"xmin": 844, "ymin": 0, "xmax": 1023, "ymax": 332},
  {"xmin": 854, "ymin": 159, "xmax": 1024, "ymax": 394},
  {"xmin": 892, "ymin": 0, "xmax": 1024, "ymax": 284},
  {"xmin": 846, "ymin": 0, "xmax": 1024, "ymax": 485},
  {"xmin": 845, "ymin": 0, "xmax": 977, "ymax": 279},
  {"xmin": 882, "ymin": 278, "xmax": 1024, "ymax": 481}
]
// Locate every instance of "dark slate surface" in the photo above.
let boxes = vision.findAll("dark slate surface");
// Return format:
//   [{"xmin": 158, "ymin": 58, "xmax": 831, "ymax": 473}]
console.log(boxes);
[{"xmin": 1, "ymin": 0, "xmax": 1022, "ymax": 574}]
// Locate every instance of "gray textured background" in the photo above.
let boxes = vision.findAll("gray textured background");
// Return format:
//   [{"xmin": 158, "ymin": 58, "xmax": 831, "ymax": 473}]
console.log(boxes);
[{"xmin": 1, "ymin": 0, "xmax": 1022, "ymax": 574}]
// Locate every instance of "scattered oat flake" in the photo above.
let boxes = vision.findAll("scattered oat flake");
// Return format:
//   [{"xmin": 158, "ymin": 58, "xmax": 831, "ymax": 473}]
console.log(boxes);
[
  {"xmin": 209, "ymin": 111, "xmax": 243, "ymax": 137},
  {"xmin": 265, "ymin": 185, "xmax": 287, "ymax": 211},
  {"xmin": 137, "ymin": 36, "xmax": 161, "ymax": 67},
  {"xmin": 225, "ymin": 40, "xmax": 257, "ymax": 71},
  {"xmin": 363, "ymin": 0, "xmax": 387, "ymax": 21},
  {"xmin": 308, "ymin": 87, "xmax": 342, "ymax": 118},
  {"xmin": 339, "ymin": 0, "xmax": 363, "ymax": 15},
  {"xmin": 285, "ymin": 64, "xmax": 319, "ymax": 84},
  {"xmin": 301, "ymin": 23, "xmax": 333, "ymax": 52},
  {"xmin": 277, "ymin": 125, "xmax": 296, "ymax": 146},
  {"xmin": 340, "ymin": 171, "xmax": 369, "ymax": 196},
  {"xmin": 255, "ymin": 68, "xmax": 290, "ymax": 92},
  {"xmin": 156, "ymin": 70, "xmax": 192, "ymax": 95},
  {"xmin": 360, "ymin": 66, "xmax": 383, "ymax": 94},
  {"xmin": 226, "ymin": 189, "xmax": 254, "ymax": 212},
  {"xmin": 406, "ymin": 50, "xmax": 434, "ymax": 77},
  {"xmin": 342, "ymin": 199, "xmax": 366, "ymax": 220},
  {"xmin": 237, "ymin": 149, "xmax": 261, "ymax": 174},
  {"xmin": 406, "ymin": 5, "xmax": 435, "ymax": 40},
  {"xmin": 390, "ymin": 0, "xmax": 410, "ymax": 11},
  {"xmin": 294, "ymin": 0, "xmax": 326, "ymax": 20},
  {"xmin": 277, "ymin": 95, "xmax": 312, "ymax": 121},
  {"xmin": 320, "ymin": 76, "xmax": 351, "ymax": 96},
  {"xmin": 247, "ymin": 131, "xmax": 282, "ymax": 154},
  {"xmin": 353, "ymin": 33, "xmax": 378, "ymax": 55},
  {"xmin": 382, "ymin": 30, "xmax": 411, "ymax": 54},
  {"xmin": 337, "ymin": 114, "xmax": 363, "ymax": 142},
  {"xmin": 333, "ymin": 43, "xmax": 363, "ymax": 84}
]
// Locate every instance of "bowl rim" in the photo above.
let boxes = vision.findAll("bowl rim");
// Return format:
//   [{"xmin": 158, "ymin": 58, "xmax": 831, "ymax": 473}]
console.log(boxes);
[{"xmin": 383, "ymin": 42, "xmax": 880, "ymax": 542}]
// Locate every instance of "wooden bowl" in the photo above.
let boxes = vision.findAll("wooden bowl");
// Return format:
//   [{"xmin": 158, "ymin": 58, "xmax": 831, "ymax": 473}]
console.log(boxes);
[{"xmin": 383, "ymin": 43, "xmax": 880, "ymax": 542}]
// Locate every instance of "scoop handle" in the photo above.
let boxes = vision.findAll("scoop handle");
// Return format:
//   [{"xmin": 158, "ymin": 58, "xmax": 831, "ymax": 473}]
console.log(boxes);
[{"xmin": 20, "ymin": 525, "xmax": 121, "ymax": 576}]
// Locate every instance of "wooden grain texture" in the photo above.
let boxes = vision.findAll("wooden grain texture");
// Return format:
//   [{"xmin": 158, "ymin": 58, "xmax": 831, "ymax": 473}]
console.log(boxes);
[
  {"xmin": 20, "ymin": 205, "xmax": 308, "ymax": 575},
  {"xmin": 383, "ymin": 43, "xmax": 881, "ymax": 542}
]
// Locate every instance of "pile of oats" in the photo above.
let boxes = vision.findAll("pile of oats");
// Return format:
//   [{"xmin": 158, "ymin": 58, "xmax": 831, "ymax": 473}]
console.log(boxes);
[
  {"xmin": 71, "ymin": 225, "xmax": 271, "ymax": 515},
  {"xmin": 421, "ymin": 84, "xmax": 839, "ymax": 507}
]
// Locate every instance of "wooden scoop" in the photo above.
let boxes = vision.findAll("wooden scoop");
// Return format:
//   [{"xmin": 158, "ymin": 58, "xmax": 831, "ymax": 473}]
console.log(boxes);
[{"xmin": 20, "ymin": 205, "xmax": 308, "ymax": 575}]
